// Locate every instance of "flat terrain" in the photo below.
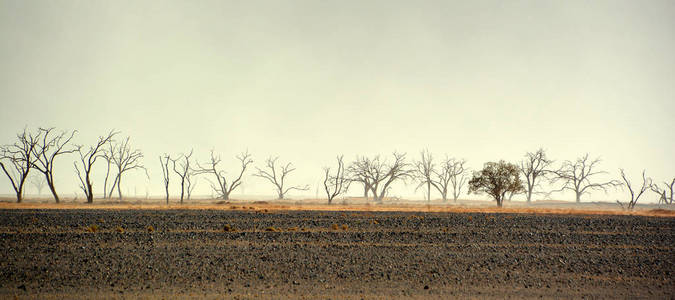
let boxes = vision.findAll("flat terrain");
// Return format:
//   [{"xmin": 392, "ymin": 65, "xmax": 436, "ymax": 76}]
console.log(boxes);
[{"xmin": 0, "ymin": 206, "xmax": 673, "ymax": 299}]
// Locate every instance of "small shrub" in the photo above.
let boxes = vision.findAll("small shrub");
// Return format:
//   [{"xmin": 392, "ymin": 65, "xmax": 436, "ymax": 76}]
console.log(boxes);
[
  {"xmin": 223, "ymin": 224, "xmax": 236, "ymax": 232},
  {"xmin": 265, "ymin": 226, "xmax": 278, "ymax": 232},
  {"xmin": 286, "ymin": 226, "xmax": 299, "ymax": 232},
  {"xmin": 115, "ymin": 226, "xmax": 125, "ymax": 233},
  {"xmin": 371, "ymin": 220, "xmax": 379, "ymax": 225},
  {"xmin": 467, "ymin": 216, "xmax": 473, "ymax": 221},
  {"xmin": 147, "ymin": 225, "xmax": 155, "ymax": 232},
  {"xmin": 331, "ymin": 224, "xmax": 339, "ymax": 230},
  {"xmin": 85, "ymin": 225, "xmax": 100, "ymax": 233},
  {"xmin": 230, "ymin": 206, "xmax": 238, "ymax": 210},
  {"xmin": 341, "ymin": 224, "xmax": 348, "ymax": 231}
]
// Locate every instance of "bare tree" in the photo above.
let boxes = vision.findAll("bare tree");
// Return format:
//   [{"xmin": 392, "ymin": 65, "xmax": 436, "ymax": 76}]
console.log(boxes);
[
  {"xmin": 103, "ymin": 136, "xmax": 146, "ymax": 200},
  {"xmin": 31, "ymin": 127, "xmax": 77, "ymax": 203},
  {"xmin": 347, "ymin": 156, "xmax": 375, "ymax": 201},
  {"xmin": 617, "ymin": 169, "xmax": 652, "ymax": 210},
  {"xmin": 0, "ymin": 128, "xmax": 41, "ymax": 202},
  {"xmin": 551, "ymin": 154, "xmax": 620, "ymax": 203},
  {"xmin": 172, "ymin": 150, "xmax": 193, "ymax": 204},
  {"xmin": 73, "ymin": 130, "xmax": 117, "ymax": 203},
  {"xmin": 650, "ymin": 178, "xmax": 674, "ymax": 205},
  {"xmin": 520, "ymin": 148, "xmax": 553, "ymax": 203},
  {"xmin": 349, "ymin": 152, "xmax": 412, "ymax": 203},
  {"xmin": 254, "ymin": 156, "xmax": 308, "ymax": 200},
  {"xmin": 159, "ymin": 154, "xmax": 171, "ymax": 204},
  {"xmin": 323, "ymin": 155, "xmax": 349, "ymax": 204},
  {"xmin": 196, "ymin": 150, "xmax": 253, "ymax": 200},
  {"xmin": 444, "ymin": 158, "xmax": 468, "ymax": 202},
  {"xmin": 414, "ymin": 150, "xmax": 437, "ymax": 202},
  {"xmin": 468, "ymin": 160, "xmax": 525, "ymax": 207},
  {"xmin": 28, "ymin": 173, "xmax": 46, "ymax": 196}
]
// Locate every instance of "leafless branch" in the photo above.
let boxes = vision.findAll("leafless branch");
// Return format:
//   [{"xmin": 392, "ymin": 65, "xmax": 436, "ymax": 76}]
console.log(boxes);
[
  {"xmin": 519, "ymin": 148, "xmax": 554, "ymax": 203},
  {"xmin": 618, "ymin": 169, "xmax": 652, "ymax": 210},
  {"xmin": 31, "ymin": 127, "xmax": 77, "ymax": 203},
  {"xmin": 73, "ymin": 130, "xmax": 117, "ymax": 203},
  {"xmin": 254, "ymin": 156, "xmax": 308, "ymax": 200},
  {"xmin": 550, "ymin": 153, "xmax": 620, "ymax": 202},
  {"xmin": 0, "ymin": 128, "xmax": 42, "ymax": 202},
  {"xmin": 323, "ymin": 155, "xmax": 349, "ymax": 204},
  {"xmin": 195, "ymin": 150, "xmax": 253, "ymax": 200}
]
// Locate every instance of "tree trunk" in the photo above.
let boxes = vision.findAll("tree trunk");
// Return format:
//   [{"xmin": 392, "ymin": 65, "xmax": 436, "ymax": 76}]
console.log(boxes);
[
  {"xmin": 575, "ymin": 192, "xmax": 581, "ymax": 203},
  {"xmin": 526, "ymin": 190, "xmax": 532, "ymax": 203},
  {"xmin": 179, "ymin": 182, "xmax": 185, "ymax": 204},
  {"xmin": 427, "ymin": 182, "xmax": 431, "ymax": 202},
  {"xmin": 16, "ymin": 186, "xmax": 23, "ymax": 203},
  {"xmin": 46, "ymin": 177, "xmax": 59, "ymax": 203},
  {"xmin": 117, "ymin": 176, "xmax": 123, "ymax": 200},
  {"xmin": 86, "ymin": 182, "xmax": 93, "ymax": 203},
  {"xmin": 363, "ymin": 185, "xmax": 368, "ymax": 201}
]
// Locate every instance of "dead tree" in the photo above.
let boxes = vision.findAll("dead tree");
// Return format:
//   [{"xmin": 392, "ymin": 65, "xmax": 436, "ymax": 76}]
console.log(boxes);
[
  {"xmin": 159, "ymin": 154, "xmax": 171, "ymax": 204},
  {"xmin": 254, "ymin": 156, "xmax": 308, "ymax": 200},
  {"xmin": 349, "ymin": 152, "xmax": 412, "ymax": 203},
  {"xmin": 196, "ymin": 150, "xmax": 253, "ymax": 200},
  {"xmin": 0, "ymin": 128, "xmax": 41, "ymax": 202},
  {"xmin": 73, "ymin": 130, "xmax": 117, "ymax": 203},
  {"xmin": 651, "ymin": 178, "xmax": 674, "ymax": 205},
  {"xmin": 444, "ymin": 158, "xmax": 468, "ymax": 202},
  {"xmin": 414, "ymin": 150, "xmax": 437, "ymax": 202},
  {"xmin": 551, "ymin": 154, "xmax": 620, "ymax": 203},
  {"xmin": 31, "ymin": 127, "xmax": 77, "ymax": 203},
  {"xmin": 28, "ymin": 174, "xmax": 46, "ymax": 196},
  {"xmin": 519, "ymin": 148, "xmax": 553, "ymax": 203},
  {"xmin": 662, "ymin": 178, "xmax": 674, "ymax": 204},
  {"xmin": 617, "ymin": 169, "xmax": 652, "ymax": 210},
  {"xmin": 323, "ymin": 155, "xmax": 349, "ymax": 204},
  {"xmin": 347, "ymin": 156, "xmax": 375, "ymax": 201},
  {"xmin": 171, "ymin": 150, "xmax": 193, "ymax": 204},
  {"xmin": 103, "ymin": 136, "xmax": 146, "ymax": 200}
]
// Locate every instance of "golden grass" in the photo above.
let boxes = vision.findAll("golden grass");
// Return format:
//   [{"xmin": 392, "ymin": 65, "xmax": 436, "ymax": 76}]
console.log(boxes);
[{"xmin": 0, "ymin": 201, "xmax": 673, "ymax": 217}]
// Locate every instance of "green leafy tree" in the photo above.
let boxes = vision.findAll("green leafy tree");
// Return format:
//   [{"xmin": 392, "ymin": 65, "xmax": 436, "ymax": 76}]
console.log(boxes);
[{"xmin": 468, "ymin": 160, "xmax": 524, "ymax": 207}]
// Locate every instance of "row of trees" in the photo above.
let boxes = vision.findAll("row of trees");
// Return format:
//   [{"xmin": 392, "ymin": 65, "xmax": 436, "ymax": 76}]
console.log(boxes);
[
  {"xmin": 464, "ymin": 151, "xmax": 674, "ymax": 209},
  {"xmin": 1, "ymin": 128, "xmax": 673, "ymax": 209}
]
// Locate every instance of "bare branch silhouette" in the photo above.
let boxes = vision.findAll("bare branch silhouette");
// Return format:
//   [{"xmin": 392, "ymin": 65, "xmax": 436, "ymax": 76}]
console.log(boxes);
[
  {"xmin": 0, "ymin": 128, "xmax": 41, "ymax": 203},
  {"xmin": 348, "ymin": 152, "xmax": 412, "ymax": 203},
  {"xmin": 519, "ymin": 148, "xmax": 554, "ymax": 203},
  {"xmin": 551, "ymin": 154, "xmax": 620, "ymax": 202},
  {"xmin": 102, "ymin": 136, "xmax": 146, "ymax": 200},
  {"xmin": 195, "ymin": 150, "xmax": 252, "ymax": 200},
  {"xmin": 323, "ymin": 155, "xmax": 349, "ymax": 204},
  {"xmin": 254, "ymin": 156, "xmax": 308, "ymax": 200},
  {"xmin": 617, "ymin": 169, "xmax": 652, "ymax": 210},
  {"xmin": 73, "ymin": 130, "xmax": 117, "ymax": 203},
  {"xmin": 31, "ymin": 127, "xmax": 77, "ymax": 203},
  {"xmin": 159, "ymin": 154, "xmax": 171, "ymax": 204},
  {"xmin": 171, "ymin": 150, "xmax": 194, "ymax": 204}
]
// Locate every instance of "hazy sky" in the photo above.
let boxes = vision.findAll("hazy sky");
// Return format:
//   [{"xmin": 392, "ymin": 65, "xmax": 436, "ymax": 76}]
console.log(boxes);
[{"xmin": 1, "ymin": 0, "xmax": 673, "ymax": 202}]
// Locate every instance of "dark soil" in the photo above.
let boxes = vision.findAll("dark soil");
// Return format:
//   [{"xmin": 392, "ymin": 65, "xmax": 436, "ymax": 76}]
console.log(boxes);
[{"xmin": 0, "ymin": 209, "xmax": 673, "ymax": 299}]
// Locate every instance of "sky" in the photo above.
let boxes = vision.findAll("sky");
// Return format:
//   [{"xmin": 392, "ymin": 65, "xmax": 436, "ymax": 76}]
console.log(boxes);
[{"xmin": 1, "ymin": 0, "xmax": 673, "ymax": 202}]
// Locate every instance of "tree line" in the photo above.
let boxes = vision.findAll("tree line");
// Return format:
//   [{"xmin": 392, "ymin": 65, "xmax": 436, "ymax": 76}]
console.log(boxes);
[{"xmin": 1, "ymin": 127, "xmax": 673, "ymax": 210}]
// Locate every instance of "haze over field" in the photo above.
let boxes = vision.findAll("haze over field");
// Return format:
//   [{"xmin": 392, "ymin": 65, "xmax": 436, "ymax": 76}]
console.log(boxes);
[{"xmin": 1, "ymin": 0, "xmax": 673, "ymax": 202}]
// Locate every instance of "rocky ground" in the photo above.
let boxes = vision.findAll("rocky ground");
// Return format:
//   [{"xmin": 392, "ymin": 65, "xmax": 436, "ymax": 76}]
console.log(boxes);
[{"xmin": 0, "ymin": 208, "xmax": 673, "ymax": 299}]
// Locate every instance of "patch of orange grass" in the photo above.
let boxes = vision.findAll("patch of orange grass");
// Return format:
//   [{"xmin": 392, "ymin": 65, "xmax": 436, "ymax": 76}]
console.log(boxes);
[{"xmin": 0, "ymin": 201, "xmax": 673, "ymax": 217}]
